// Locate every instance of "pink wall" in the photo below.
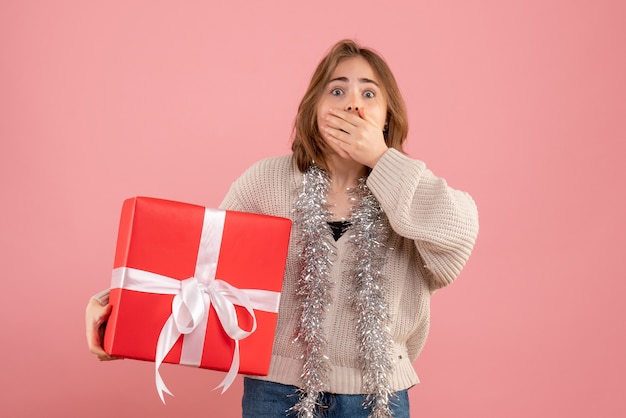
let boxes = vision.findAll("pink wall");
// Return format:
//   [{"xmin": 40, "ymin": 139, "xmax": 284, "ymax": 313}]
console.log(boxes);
[{"xmin": 2, "ymin": 1, "xmax": 624, "ymax": 417}]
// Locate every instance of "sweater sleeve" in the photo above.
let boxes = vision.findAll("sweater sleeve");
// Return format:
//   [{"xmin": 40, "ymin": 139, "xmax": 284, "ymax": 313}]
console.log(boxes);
[
  {"xmin": 91, "ymin": 288, "xmax": 110, "ymax": 305},
  {"xmin": 218, "ymin": 155, "xmax": 296, "ymax": 217},
  {"xmin": 219, "ymin": 165, "xmax": 262, "ymax": 212},
  {"xmin": 366, "ymin": 148, "xmax": 479, "ymax": 290},
  {"xmin": 219, "ymin": 179, "xmax": 249, "ymax": 212}
]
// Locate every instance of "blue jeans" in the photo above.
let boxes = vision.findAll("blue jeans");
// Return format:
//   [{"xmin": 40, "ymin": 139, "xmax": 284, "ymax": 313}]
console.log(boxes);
[{"xmin": 242, "ymin": 377, "xmax": 410, "ymax": 417}]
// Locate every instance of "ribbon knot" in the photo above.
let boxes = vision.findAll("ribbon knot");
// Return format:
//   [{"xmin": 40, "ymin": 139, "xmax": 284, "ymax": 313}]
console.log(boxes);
[
  {"xmin": 172, "ymin": 277, "xmax": 205, "ymax": 335},
  {"xmin": 156, "ymin": 275, "xmax": 261, "ymax": 402}
]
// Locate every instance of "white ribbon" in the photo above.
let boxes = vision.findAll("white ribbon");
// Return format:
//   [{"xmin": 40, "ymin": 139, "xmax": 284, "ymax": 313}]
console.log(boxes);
[{"xmin": 110, "ymin": 208, "xmax": 281, "ymax": 402}]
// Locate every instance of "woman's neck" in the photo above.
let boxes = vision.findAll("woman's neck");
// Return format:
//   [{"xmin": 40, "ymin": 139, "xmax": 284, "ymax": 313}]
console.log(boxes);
[
  {"xmin": 324, "ymin": 155, "xmax": 367, "ymax": 221},
  {"xmin": 326, "ymin": 154, "xmax": 367, "ymax": 191}
]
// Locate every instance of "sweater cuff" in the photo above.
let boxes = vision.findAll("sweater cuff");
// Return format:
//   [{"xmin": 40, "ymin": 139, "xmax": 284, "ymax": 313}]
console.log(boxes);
[
  {"xmin": 91, "ymin": 289, "xmax": 110, "ymax": 306},
  {"xmin": 367, "ymin": 148, "xmax": 425, "ymax": 202}
]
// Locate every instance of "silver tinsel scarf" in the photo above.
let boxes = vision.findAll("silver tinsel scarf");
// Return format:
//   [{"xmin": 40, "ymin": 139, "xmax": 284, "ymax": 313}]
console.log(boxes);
[{"xmin": 291, "ymin": 166, "xmax": 395, "ymax": 418}]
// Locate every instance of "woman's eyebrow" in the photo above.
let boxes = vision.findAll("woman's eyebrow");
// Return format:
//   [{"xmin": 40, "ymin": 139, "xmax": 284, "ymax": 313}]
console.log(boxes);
[{"xmin": 328, "ymin": 76, "xmax": 380, "ymax": 87}]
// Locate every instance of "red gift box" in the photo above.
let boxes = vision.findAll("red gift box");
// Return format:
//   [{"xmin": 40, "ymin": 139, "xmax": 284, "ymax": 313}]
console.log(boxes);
[{"xmin": 103, "ymin": 196, "xmax": 291, "ymax": 401}]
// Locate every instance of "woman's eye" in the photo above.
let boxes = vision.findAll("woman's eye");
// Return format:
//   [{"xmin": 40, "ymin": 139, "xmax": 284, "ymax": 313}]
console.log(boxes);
[
  {"xmin": 331, "ymin": 88, "xmax": 343, "ymax": 96},
  {"xmin": 364, "ymin": 90, "xmax": 375, "ymax": 98}
]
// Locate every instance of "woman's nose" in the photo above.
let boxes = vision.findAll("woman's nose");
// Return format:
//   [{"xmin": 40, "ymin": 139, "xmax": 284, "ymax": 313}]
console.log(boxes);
[{"xmin": 345, "ymin": 93, "xmax": 361, "ymax": 113}]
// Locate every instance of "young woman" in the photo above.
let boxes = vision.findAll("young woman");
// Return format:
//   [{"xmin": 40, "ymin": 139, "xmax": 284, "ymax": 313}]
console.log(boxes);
[{"xmin": 86, "ymin": 39, "xmax": 479, "ymax": 418}]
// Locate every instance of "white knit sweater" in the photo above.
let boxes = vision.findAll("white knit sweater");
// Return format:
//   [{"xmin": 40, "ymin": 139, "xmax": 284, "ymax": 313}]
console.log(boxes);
[
  {"xmin": 217, "ymin": 148, "xmax": 479, "ymax": 394},
  {"xmin": 93, "ymin": 149, "xmax": 478, "ymax": 393}
]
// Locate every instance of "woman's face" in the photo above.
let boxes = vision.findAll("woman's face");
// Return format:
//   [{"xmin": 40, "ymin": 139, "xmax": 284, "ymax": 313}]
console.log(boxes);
[{"xmin": 316, "ymin": 56, "xmax": 388, "ymax": 135}]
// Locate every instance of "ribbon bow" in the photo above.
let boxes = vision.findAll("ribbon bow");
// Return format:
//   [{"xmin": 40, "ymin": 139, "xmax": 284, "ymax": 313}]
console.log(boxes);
[{"xmin": 110, "ymin": 208, "xmax": 281, "ymax": 402}]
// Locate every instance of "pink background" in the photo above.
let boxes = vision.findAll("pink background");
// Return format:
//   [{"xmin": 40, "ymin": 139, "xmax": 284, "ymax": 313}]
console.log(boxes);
[{"xmin": 1, "ymin": 1, "xmax": 624, "ymax": 417}]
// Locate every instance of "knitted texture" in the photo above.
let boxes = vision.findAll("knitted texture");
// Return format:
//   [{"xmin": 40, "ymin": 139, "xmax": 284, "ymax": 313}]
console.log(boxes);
[{"xmin": 219, "ymin": 148, "xmax": 479, "ymax": 394}]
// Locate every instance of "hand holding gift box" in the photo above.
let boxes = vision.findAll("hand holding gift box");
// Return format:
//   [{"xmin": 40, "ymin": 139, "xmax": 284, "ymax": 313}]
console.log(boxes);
[{"xmin": 103, "ymin": 197, "xmax": 291, "ymax": 402}]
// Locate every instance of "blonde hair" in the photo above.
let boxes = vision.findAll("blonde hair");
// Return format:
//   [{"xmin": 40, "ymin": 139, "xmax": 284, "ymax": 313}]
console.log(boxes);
[{"xmin": 292, "ymin": 39, "xmax": 409, "ymax": 173}]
